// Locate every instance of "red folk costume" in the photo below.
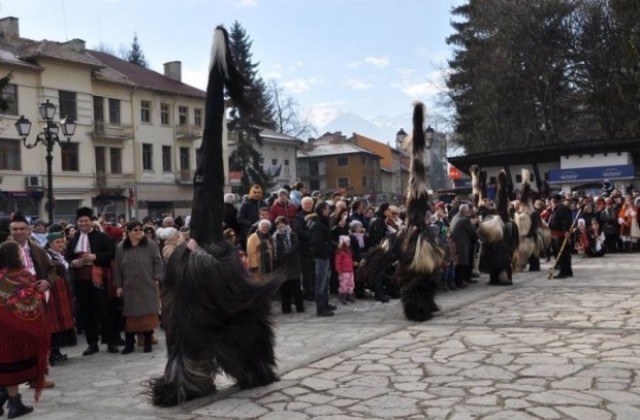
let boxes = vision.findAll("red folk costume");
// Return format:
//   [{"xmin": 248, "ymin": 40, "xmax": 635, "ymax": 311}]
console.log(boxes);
[
  {"xmin": 46, "ymin": 249, "xmax": 76, "ymax": 341},
  {"xmin": 0, "ymin": 268, "xmax": 50, "ymax": 401}
]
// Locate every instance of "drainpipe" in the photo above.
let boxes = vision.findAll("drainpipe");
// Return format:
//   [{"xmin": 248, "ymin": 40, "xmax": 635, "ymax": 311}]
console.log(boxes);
[{"xmin": 129, "ymin": 86, "xmax": 138, "ymax": 220}]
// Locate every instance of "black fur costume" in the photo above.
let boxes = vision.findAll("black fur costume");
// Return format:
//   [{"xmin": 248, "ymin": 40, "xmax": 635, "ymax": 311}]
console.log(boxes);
[
  {"xmin": 478, "ymin": 170, "xmax": 519, "ymax": 285},
  {"xmin": 149, "ymin": 26, "xmax": 282, "ymax": 407},
  {"xmin": 359, "ymin": 103, "xmax": 443, "ymax": 321}
]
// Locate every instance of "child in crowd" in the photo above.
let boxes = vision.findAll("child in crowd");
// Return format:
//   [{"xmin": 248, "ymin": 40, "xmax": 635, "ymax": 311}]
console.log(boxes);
[
  {"xmin": 335, "ymin": 235, "xmax": 356, "ymax": 304},
  {"xmin": 349, "ymin": 220, "xmax": 368, "ymax": 299}
]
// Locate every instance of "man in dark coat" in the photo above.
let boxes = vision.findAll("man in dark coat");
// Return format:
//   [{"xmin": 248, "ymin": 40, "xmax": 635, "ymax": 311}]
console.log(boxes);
[
  {"xmin": 450, "ymin": 203, "xmax": 478, "ymax": 288},
  {"xmin": 309, "ymin": 201, "xmax": 336, "ymax": 317},
  {"xmin": 65, "ymin": 207, "xmax": 117, "ymax": 355},
  {"xmin": 237, "ymin": 185, "xmax": 264, "ymax": 238},
  {"xmin": 295, "ymin": 196, "xmax": 315, "ymax": 301},
  {"xmin": 548, "ymin": 194, "xmax": 574, "ymax": 278}
]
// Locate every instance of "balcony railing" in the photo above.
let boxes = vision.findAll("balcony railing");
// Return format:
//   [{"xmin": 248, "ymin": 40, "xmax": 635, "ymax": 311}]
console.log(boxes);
[
  {"xmin": 175, "ymin": 124, "xmax": 203, "ymax": 139},
  {"xmin": 95, "ymin": 172, "xmax": 134, "ymax": 189},
  {"xmin": 175, "ymin": 169, "xmax": 193, "ymax": 183},
  {"xmin": 91, "ymin": 121, "xmax": 133, "ymax": 140}
]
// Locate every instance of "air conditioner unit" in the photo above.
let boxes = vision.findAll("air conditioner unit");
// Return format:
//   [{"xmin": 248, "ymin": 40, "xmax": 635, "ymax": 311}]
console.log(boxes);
[{"xmin": 25, "ymin": 175, "xmax": 41, "ymax": 188}]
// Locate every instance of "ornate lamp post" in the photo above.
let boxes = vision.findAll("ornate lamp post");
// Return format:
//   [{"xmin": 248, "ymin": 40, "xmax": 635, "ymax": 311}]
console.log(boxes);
[{"xmin": 14, "ymin": 99, "xmax": 77, "ymax": 224}]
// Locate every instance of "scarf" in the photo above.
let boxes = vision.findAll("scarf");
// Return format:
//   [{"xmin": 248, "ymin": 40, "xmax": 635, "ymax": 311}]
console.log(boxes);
[
  {"xmin": 272, "ymin": 226, "xmax": 293, "ymax": 261},
  {"xmin": 353, "ymin": 232, "xmax": 365, "ymax": 249},
  {"xmin": 257, "ymin": 231, "xmax": 272, "ymax": 275}
]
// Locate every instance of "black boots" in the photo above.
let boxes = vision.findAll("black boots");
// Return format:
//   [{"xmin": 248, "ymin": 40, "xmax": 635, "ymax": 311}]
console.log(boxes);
[
  {"xmin": 49, "ymin": 349, "xmax": 68, "ymax": 366},
  {"xmin": 7, "ymin": 394, "xmax": 33, "ymax": 419},
  {"xmin": 0, "ymin": 387, "xmax": 7, "ymax": 416},
  {"xmin": 143, "ymin": 331, "xmax": 152, "ymax": 353},
  {"xmin": 121, "ymin": 333, "xmax": 135, "ymax": 355},
  {"xmin": 82, "ymin": 343, "xmax": 99, "ymax": 356}
]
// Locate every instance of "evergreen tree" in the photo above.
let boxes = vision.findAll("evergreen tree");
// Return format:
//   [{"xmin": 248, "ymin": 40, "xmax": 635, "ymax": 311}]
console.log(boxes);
[
  {"xmin": 227, "ymin": 21, "xmax": 276, "ymax": 192},
  {"xmin": 127, "ymin": 33, "xmax": 148, "ymax": 67}
]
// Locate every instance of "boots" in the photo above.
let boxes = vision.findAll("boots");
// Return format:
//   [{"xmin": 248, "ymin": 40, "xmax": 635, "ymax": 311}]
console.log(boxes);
[
  {"xmin": 143, "ymin": 331, "xmax": 152, "ymax": 353},
  {"xmin": 121, "ymin": 333, "xmax": 135, "ymax": 355},
  {"xmin": 0, "ymin": 387, "xmax": 7, "ymax": 416},
  {"xmin": 339, "ymin": 293, "xmax": 348, "ymax": 304},
  {"xmin": 49, "ymin": 348, "xmax": 68, "ymax": 366},
  {"xmin": 346, "ymin": 294, "xmax": 356, "ymax": 303},
  {"xmin": 7, "ymin": 394, "xmax": 33, "ymax": 419}
]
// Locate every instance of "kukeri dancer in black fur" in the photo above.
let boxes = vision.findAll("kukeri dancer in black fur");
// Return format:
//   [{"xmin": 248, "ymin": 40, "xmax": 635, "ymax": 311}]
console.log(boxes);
[
  {"xmin": 358, "ymin": 103, "xmax": 443, "ymax": 322},
  {"xmin": 148, "ymin": 26, "xmax": 284, "ymax": 407}
]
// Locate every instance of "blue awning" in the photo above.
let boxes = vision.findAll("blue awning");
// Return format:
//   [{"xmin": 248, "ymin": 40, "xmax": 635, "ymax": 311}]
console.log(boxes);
[{"xmin": 547, "ymin": 164, "xmax": 635, "ymax": 184}]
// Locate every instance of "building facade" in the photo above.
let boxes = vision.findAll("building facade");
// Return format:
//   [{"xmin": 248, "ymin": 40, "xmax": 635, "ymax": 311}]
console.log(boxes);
[{"xmin": 0, "ymin": 17, "xmax": 212, "ymax": 223}]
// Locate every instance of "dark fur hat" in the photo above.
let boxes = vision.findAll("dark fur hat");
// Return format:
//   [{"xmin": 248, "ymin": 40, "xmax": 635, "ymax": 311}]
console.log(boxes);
[
  {"xmin": 76, "ymin": 207, "xmax": 94, "ymax": 220},
  {"xmin": 10, "ymin": 212, "xmax": 29, "ymax": 225}
]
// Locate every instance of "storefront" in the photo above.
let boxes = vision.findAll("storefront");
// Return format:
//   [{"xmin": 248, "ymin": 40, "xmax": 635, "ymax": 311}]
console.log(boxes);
[
  {"xmin": 547, "ymin": 164, "xmax": 636, "ymax": 196},
  {"xmin": 0, "ymin": 190, "xmax": 44, "ymax": 223}
]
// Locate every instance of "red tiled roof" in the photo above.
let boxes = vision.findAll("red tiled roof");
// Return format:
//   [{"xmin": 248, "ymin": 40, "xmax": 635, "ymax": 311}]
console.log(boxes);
[{"xmin": 88, "ymin": 50, "xmax": 205, "ymax": 99}]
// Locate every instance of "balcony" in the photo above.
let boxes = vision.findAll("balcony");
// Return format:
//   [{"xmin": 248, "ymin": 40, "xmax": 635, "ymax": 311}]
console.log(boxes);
[
  {"xmin": 175, "ymin": 124, "xmax": 203, "ymax": 140},
  {"xmin": 95, "ymin": 172, "xmax": 134, "ymax": 189},
  {"xmin": 91, "ymin": 121, "xmax": 133, "ymax": 141},
  {"xmin": 175, "ymin": 169, "xmax": 194, "ymax": 184}
]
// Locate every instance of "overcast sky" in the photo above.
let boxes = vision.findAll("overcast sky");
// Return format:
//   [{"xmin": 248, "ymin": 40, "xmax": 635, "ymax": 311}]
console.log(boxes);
[{"xmin": 3, "ymin": 0, "xmax": 465, "ymax": 139}]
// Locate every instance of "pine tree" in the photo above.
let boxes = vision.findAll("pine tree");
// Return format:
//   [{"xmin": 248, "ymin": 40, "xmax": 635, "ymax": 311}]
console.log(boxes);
[
  {"xmin": 127, "ymin": 33, "xmax": 148, "ymax": 67},
  {"xmin": 227, "ymin": 21, "xmax": 276, "ymax": 192}
]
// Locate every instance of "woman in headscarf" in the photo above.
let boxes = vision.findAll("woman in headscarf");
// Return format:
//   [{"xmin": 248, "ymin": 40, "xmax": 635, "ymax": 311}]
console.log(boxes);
[
  {"xmin": 113, "ymin": 220, "xmax": 162, "ymax": 354},
  {"xmin": 246, "ymin": 219, "xmax": 274, "ymax": 282}
]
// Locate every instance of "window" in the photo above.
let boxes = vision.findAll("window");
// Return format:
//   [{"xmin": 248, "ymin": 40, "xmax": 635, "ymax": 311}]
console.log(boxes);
[
  {"xmin": 95, "ymin": 146, "xmax": 106, "ymax": 173},
  {"xmin": 272, "ymin": 158, "xmax": 278, "ymax": 165},
  {"xmin": 337, "ymin": 177, "xmax": 349, "ymax": 188},
  {"xmin": 0, "ymin": 139, "xmax": 20, "ymax": 170},
  {"xmin": 160, "ymin": 103, "xmax": 170, "ymax": 125},
  {"xmin": 108, "ymin": 98, "xmax": 120, "ymax": 124},
  {"xmin": 178, "ymin": 106, "xmax": 188, "ymax": 125},
  {"xmin": 142, "ymin": 143, "xmax": 153, "ymax": 170},
  {"xmin": 93, "ymin": 96, "xmax": 104, "ymax": 122},
  {"xmin": 284, "ymin": 166, "xmax": 290, "ymax": 175},
  {"xmin": 284, "ymin": 159, "xmax": 290, "ymax": 166},
  {"xmin": 1, "ymin": 84, "xmax": 17, "ymax": 115},
  {"xmin": 515, "ymin": 173, "xmax": 535, "ymax": 183},
  {"xmin": 60, "ymin": 142, "xmax": 79, "ymax": 172},
  {"xmin": 337, "ymin": 157, "xmax": 348, "ymax": 167},
  {"xmin": 309, "ymin": 161, "xmax": 319, "ymax": 176},
  {"xmin": 110, "ymin": 148, "xmax": 122, "ymax": 174},
  {"xmin": 162, "ymin": 145, "xmax": 172, "ymax": 172},
  {"xmin": 59, "ymin": 90, "xmax": 77, "ymax": 120},
  {"xmin": 194, "ymin": 108, "xmax": 202, "ymax": 127},
  {"xmin": 310, "ymin": 179, "xmax": 320, "ymax": 190},
  {"xmin": 362, "ymin": 176, "xmax": 368, "ymax": 187},
  {"xmin": 180, "ymin": 147, "xmax": 190, "ymax": 170},
  {"xmin": 140, "ymin": 100, "xmax": 151, "ymax": 123}
]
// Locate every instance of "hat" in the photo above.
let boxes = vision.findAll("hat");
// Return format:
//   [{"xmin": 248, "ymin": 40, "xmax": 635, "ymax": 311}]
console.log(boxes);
[
  {"xmin": 46, "ymin": 231, "xmax": 64, "ymax": 242},
  {"xmin": 278, "ymin": 188, "xmax": 288, "ymax": 196},
  {"xmin": 338, "ymin": 235, "xmax": 351, "ymax": 246},
  {"xmin": 224, "ymin": 193, "xmax": 235, "ymax": 204},
  {"xmin": 10, "ymin": 212, "xmax": 29, "ymax": 224},
  {"xmin": 33, "ymin": 219, "xmax": 47, "ymax": 227},
  {"xmin": 435, "ymin": 201, "xmax": 446, "ymax": 210},
  {"xmin": 552, "ymin": 194, "xmax": 562, "ymax": 201},
  {"xmin": 157, "ymin": 227, "xmax": 178, "ymax": 241},
  {"xmin": 76, "ymin": 207, "xmax": 94, "ymax": 220},
  {"xmin": 274, "ymin": 216, "xmax": 288, "ymax": 225},
  {"xmin": 349, "ymin": 220, "xmax": 363, "ymax": 230},
  {"xmin": 311, "ymin": 190, "xmax": 321, "ymax": 198}
]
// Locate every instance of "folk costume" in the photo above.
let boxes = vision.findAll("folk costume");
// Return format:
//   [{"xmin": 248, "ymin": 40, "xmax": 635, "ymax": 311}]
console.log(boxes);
[
  {"xmin": 45, "ymin": 231, "xmax": 77, "ymax": 365},
  {"xmin": 359, "ymin": 103, "xmax": 444, "ymax": 321},
  {"xmin": 150, "ymin": 26, "xmax": 284, "ymax": 406},
  {"xmin": 0, "ymin": 233, "xmax": 53, "ymax": 411},
  {"xmin": 548, "ymin": 195, "xmax": 574, "ymax": 278},
  {"xmin": 514, "ymin": 169, "xmax": 543, "ymax": 272},
  {"xmin": 478, "ymin": 170, "xmax": 520, "ymax": 285}
]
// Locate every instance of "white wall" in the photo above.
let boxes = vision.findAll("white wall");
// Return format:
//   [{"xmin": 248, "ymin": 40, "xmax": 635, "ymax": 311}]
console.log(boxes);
[{"xmin": 561, "ymin": 152, "xmax": 631, "ymax": 169}]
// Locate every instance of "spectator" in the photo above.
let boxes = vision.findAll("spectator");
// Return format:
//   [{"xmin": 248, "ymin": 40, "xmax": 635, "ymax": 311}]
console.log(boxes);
[
  {"xmin": 269, "ymin": 188, "xmax": 297, "ymax": 226},
  {"xmin": 309, "ymin": 201, "xmax": 335, "ymax": 317},
  {"xmin": 114, "ymin": 221, "xmax": 163, "ymax": 354},
  {"xmin": 223, "ymin": 193, "xmax": 241, "ymax": 234},
  {"xmin": 247, "ymin": 219, "xmax": 274, "ymax": 282},
  {"xmin": 335, "ymin": 235, "xmax": 356, "ymax": 304},
  {"xmin": 237, "ymin": 184, "xmax": 264, "ymax": 238},
  {"xmin": 30, "ymin": 220, "xmax": 48, "ymax": 247},
  {"xmin": 295, "ymin": 196, "xmax": 316, "ymax": 301},
  {"xmin": 289, "ymin": 182, "xmax": 306, "ymax": 209},
  {"xmin": 248, "ymin": 207, "xmax": 273, "ymax": 236},
  {"xmin": 272, "ymin": 216, "xmax": 303, "ymax": 313}
]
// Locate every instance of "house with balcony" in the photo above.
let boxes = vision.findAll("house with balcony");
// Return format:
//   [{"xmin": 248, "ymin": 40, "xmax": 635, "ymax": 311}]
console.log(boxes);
[
  {"xmin": 297, "ymin": 132, "xmax": 381, "ymax": 197},
  {"xmin": 0, "ymin": 16, "xmax": 212, "ymax": 222},
  {"xmin": 88, "ymin": 52, "xmax": 207, "ymax": 219},
  {"xmin": 227, "ymin": 126, "xmax": 303, "ymax": 194}
]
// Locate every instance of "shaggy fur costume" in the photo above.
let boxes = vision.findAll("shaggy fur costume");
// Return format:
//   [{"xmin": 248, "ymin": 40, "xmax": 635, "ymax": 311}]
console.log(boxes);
[
  {"xmin": 149, "ymin": 26, "xmax": 282, "ymax": 407},
  {"xmin": 515, "ymin": 169, "xmax": 538, "ymax": 271},
  {"xmin": 359, "ymin": 103, "xmax": 443, "ymax": 321},
  {"xmin": 478, "ymin": 171, "xmax": 519, "ymax": 285}
]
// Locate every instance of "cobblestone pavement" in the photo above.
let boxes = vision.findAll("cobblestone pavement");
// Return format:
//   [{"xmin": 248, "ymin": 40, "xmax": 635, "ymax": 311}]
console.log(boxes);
[{"xmin": 22, "ymin": 253, "xmax": 640, "ymax": 419}]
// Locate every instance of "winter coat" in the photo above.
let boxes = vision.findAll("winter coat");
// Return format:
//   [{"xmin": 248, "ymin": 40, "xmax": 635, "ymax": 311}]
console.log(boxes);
[
  {"xmin": 272, "ymin": 226, "xmax": 300, "ymax": 278},
  {"xmin": 335, "ymin": 247, "xmax": 354, "ymax": 273},
  {"xmin": 238, "ymin": 198, "xmax": 262, "ymax": 234},
  {"xmin": 269, "ymin": 200, "xmax": 298, "ymax": 226},
  {"xmin": 223, "ymin": 202, "xmax": 241, "ymax": 233},
  {"xmin": 450, "ymin": 213, "xmax": 477, "ymax": 266},
  {"xmin": 246, "ymin": 231, "xmax": 274, "ymax": 277},
  {"xmin": 308, "ymin": 214, "xmax": 333, "ymax": 260},
  {"xmin": 294, "ymin": 210, "xmax": 313, "ymax": 257},
  {"xmin": 113, "ymin": 238, "xmax": 162, "ymax": 317}
]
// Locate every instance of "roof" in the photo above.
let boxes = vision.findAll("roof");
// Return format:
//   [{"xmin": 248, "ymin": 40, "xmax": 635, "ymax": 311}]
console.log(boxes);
[
  {"xmin": 448, "ymin": 137, "xmax": 640, "ymax": 174},
  {"xmin": 259, "ymin": 127, "xmax": 303, "ymax": 145},
  {"xmin": 352, "ymin": 133, "xmax": 394, "ymax": 171},
  {"xmin": 88, "ymin": 50, "xmax": 205, "ymax": 99},
  {"xmin": 298, "ymin": 133, "xmax": 380, "ymax": 159},
  {"xmin": 19, "ymin": 39, "xmax": 103, "ymax": 67}
]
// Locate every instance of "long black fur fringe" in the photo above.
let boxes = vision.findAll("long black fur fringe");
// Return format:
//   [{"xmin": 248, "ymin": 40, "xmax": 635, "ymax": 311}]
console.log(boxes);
[{"xmin": 148, "ymin": 26, "xmax": 284, "ymax": 407}]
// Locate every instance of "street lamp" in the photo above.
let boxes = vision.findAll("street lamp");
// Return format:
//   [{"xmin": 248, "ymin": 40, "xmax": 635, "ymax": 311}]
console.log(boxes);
[
  {"xmin": 14, "ymin": 99, "xmax": 77, "ymax": 224},
  {"xmin": 425, "ymin": 125, "xmax": 435, "ymax": 149}
]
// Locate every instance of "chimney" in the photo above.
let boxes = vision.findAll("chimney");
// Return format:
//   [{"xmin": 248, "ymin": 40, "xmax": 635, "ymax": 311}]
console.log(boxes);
[
  {"xmin": 164, "ymin": 61, "xmax": 181, "ymax": 82},
  {"xmin": 0, "ymin": 17, "xmax": 19, "ymax": 39},
  {"xmin": 63, "ymin": 38, "xmax": 86, "ymax": 52}
]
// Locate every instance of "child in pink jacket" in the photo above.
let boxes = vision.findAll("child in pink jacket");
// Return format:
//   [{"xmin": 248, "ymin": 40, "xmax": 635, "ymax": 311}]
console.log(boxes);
[{"xmin": 335, "ymin": 235, "xmax": 356, "ymax": 304}]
